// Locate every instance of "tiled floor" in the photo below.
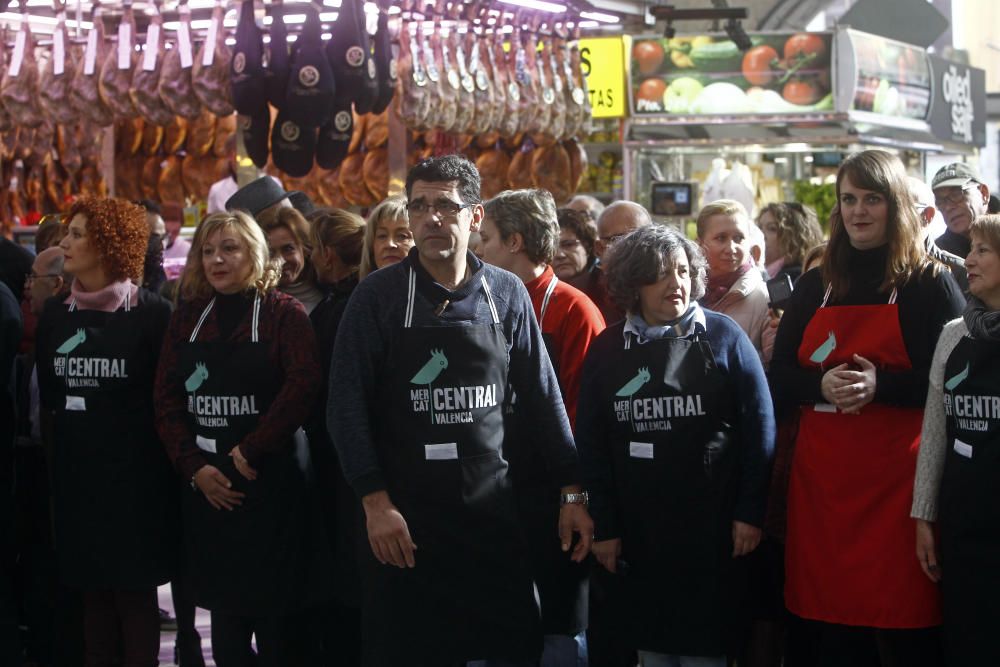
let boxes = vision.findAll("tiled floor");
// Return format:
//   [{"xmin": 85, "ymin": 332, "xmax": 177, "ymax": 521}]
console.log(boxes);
[{"xmin": 156, "ymin": 584, "xmax": 214, "ymax": 667}]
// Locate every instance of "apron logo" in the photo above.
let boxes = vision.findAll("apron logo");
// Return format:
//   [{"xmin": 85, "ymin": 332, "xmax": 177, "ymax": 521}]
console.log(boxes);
[
  {"xmin": 185, "ymin": 362, "xmax": 210, "ymax": 393},
  {"xmin": 616, "ymin": 367, "xmax": 651, "ymax": 397},
  {"xmin": 411, "ymin": 349, "xmax": 448, "ymax": 384},
  {"xmin": 809, "ymin": 331, "xmax": 837, "ymax": 364},
  {"xmin": 56, "ymin": 328, "xmax": 86, "ymax": 354},
  {"xmin": 945, "ymin": 362, "xmax": 969, "ymax": 391}
]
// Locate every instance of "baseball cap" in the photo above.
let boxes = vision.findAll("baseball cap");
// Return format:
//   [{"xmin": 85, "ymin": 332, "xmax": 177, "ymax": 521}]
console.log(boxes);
[{"xmin": 932, "ymin": 163, "xmax": 982, "ymax": 190}]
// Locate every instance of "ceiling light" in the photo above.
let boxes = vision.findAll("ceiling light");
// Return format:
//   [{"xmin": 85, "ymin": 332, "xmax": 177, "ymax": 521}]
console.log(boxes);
[
  {"xmin": 579, "ymin": 11, "xmax": 619, "ymax": 23},
  {"xmin": 497, "ymin": 0, "xmax": 566, "ymax": 13}
]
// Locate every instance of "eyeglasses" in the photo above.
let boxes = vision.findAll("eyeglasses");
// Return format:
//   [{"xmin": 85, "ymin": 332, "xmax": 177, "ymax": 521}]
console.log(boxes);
[
  {"xmin": 934, "ymin": 185, "xmax": 976, "ymax": 208},
  {"xmin": 26, "ymin": 272, "xmax": 60, "ymax": 283},
  {"xmin": 406, "ymin": 199, "xmax": 474, "ymax": 218},
  {"xmin": 598, "ymin": 232, "xmax": 630, "ymax": 246}
]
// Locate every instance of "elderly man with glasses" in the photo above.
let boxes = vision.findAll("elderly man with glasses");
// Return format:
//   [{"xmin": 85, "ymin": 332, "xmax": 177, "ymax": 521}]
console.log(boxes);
[
  {"xmin": 328, "ymin": 155, "xmax": 593, "ymax": 667},
  {"xmin": 932, "ymin": 163, "xmax": 991, "ymax": 259}
]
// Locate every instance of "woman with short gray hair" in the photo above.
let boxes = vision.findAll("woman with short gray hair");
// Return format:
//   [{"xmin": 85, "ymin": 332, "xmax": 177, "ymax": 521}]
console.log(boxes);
[{"xmin": 575, "ymin": 224, "xmax": 775, "ymax": 667}]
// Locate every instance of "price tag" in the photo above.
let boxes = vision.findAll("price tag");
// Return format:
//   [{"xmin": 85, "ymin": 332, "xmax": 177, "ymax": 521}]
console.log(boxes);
[
  {"xmin": 8, "ymin": 29, "xmax": 26, "ymax": 78},
  {"xmin": 142, "ymin": 22, "xmax": 159, "ymax": 71},
  {"xmin": 53, "ymin": 26, "xmax": 66, "ymax": 75},
  {"xmin": 84, "ymin": 26, "xmax": 98, "ymax": 75},
  {"xmin": 178, "ymin": 18, "xmax": 193, "ymax": 69},
  {"xmin": 202, "ymin": 16, "xmax": 218, "ymax": 67},
  {"xmin": 117, "ymin": 20, "xmax": 131, "ymax": 70}
]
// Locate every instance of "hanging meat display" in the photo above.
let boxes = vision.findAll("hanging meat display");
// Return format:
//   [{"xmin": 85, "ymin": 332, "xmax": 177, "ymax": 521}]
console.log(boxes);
[
  {"xmin": 130, "ymin": 7, "xmax": 173, "ymax": 126},
  {"xmin": 192, "ymin": 3, "xmax": 234, "ymax": 116},
  {"xmin": 1, "ymin": 16, "xmax": 43, "ymax": 128},
  {"xmin": 99, "ymin": 2, "xmax": 137, "ymax": 119},
  {"xmin": 158, "ymin": 1, "xmax": 202, "ymax": 119},
  {"xmin": 39, "ymin": 13, "xmax": 79, "ymax": 126},
  {"xmin": 70, "ymin": 7, "xmax": 115, "ymax": 126}
]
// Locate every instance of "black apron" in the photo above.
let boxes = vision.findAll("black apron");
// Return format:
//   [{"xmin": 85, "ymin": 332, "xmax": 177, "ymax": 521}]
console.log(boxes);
[
  {"xmin": 604, "ymin": 327, "xmax": 739, "ymax": 656},
  {"xmin": 363, "ymin": 269, "xmax": 541, "ymax": 666},
  {"xmin": 178, "ymin": 294, "xmax": 329, "ymax": 616},
  {"xmin": 938, "ymin": 334, "xmax": 1000, "ymax": 666},
  {"xmin": 507, "ymin": 274, "xmax": 588, "ymax": 637},
  {"xmin": 44, "ymin": 293, "xmax": 176, "ymax": 589}
]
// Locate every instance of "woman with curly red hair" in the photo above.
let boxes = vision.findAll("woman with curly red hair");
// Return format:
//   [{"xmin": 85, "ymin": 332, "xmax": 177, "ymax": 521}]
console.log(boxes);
[{"xmin": 34, "ymin": 197, "xmax": 177, "ymax": 667}]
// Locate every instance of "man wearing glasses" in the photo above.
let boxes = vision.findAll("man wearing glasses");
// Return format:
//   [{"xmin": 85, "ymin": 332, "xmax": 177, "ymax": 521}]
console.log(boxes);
[
  {"xmin": 908, "ymin": 176, "xmax": 968, "ymax": 293},
  {"xmin": 589, "ymin": 201, "xmax": 652, "ymax": 325},
  {"xmin": 932, "ymin": 162, "xmax": 991, "ymax": 259},
  {"xmin": 328, "ymin": 155, "xmax": 593, "ymax": 666}
]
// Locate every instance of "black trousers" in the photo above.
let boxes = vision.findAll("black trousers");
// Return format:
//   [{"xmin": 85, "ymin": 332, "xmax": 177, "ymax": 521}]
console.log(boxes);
[
  {"xmin": 785, "ymin": 615, "xmax": 945, "ymax": 667},
  {"xmin": 210, "ymin": 611, "xmax": 299, "ymax": 667}
]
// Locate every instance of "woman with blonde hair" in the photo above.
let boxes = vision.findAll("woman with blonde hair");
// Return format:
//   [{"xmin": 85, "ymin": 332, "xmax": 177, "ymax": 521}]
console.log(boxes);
[
  {"xmin": 262, "ymin": 207, "xmax": 324, "ymax": 314},
  {"xmin": 771, "ymin": 150, "xmax": 964, "ymax": 665},
  {"xmin": 757, "ymin": 202, "xmax": 825, "ymax": 282},
  {"xmin": 913, "ymin": 213, "xmax": 1000, "ymax": 666},
  {"xmin": 34, "ymin": 197, "xmax": 177, "ymax": 667},
  {"xmin": 155, "ymin": 211, "xmax": 327, "ymax": 666},
  {"xmin": 360, "ymin": 196, "xmax": 413, "ymax": 278},
  {"xmin": 697, "ymin": 199, "xmax": 775, "ymax": 364}
]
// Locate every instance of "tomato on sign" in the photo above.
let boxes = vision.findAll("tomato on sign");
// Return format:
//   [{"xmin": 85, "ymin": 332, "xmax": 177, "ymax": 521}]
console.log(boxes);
[{"xmin": 580, "ymin": 37, "xmax": 626, "ymax": 118}]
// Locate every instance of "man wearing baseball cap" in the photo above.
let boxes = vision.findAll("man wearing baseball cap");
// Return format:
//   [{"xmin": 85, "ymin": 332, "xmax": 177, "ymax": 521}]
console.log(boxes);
[{"xmin": 932, "ymin": 162, "xmax": 991, "ymax": 259}]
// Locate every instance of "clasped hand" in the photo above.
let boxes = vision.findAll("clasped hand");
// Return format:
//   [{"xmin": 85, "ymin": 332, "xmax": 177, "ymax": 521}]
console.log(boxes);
[{"xmin": 820, "ymin": 354, "xmax": 877, "ymax": 414}]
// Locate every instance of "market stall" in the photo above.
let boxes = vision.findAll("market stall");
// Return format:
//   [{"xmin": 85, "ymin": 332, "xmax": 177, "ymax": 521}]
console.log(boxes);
[
  {"xmin": 620, "ymin": 25, "xmax": 987, "ymax": 228},
  {"xmin": 0, "ymin": 0, "xmax": 611, "ymax": 235}
]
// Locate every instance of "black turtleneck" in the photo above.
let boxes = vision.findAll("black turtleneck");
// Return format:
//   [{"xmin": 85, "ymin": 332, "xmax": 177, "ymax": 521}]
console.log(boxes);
[
  {"xmin": 770, "ymin": 244, "xmax": 965, "ymax": 412},
  {"xmin": 214, "ymin": 291, "xmax": 252, "ymax": 341}
]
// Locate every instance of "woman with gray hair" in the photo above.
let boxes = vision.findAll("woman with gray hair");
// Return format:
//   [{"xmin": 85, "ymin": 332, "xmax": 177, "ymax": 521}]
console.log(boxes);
[
  {"xmin": 575, "ymin": 224, "xmax": 775, "ymax": 667},
  {"xmin": 478, "ymin": 188, "xmax": 606, "ymax": 666}
]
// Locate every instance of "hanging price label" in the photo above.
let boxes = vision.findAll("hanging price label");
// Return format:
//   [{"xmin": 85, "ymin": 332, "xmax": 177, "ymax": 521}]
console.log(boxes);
[
  {"xmin": 118, "ymin": 20, "xmax": 131, "ymax": 70},
  {"xmin": 8, "ymin": 28, "xmax": 26, "ymax": 78},
  {"xmin": 178, "ymin": 15, "xmax": 193, "ymax": 69},
  {"xmin": 143, "ymin": 23, "xmax": 159, "ymax": 71},
  {"xmin": 202, "ymin": 16, "xmax": 218, "ymax": 67},
  {"xmin": 84, "ymin": 26, "xmax": 98, "ymax": 75},
  {"xmin": 53, "ymin": 26, "xmax": 66, "ymax": 75}
]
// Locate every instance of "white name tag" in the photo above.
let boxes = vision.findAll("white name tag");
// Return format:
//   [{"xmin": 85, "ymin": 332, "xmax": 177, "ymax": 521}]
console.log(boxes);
[
  {"xmin": 814, "ymin": 402, "xmax": 837, "ymax": 413},
  {"xmin": 65, "ymin": 395, "xmax": 86, "ymax": 411},
  {"xmin": 425, "ymin": 443, "xmax": 458, "ymax": 461},
  {"xmin": 196, "ymin": 435, "xmax": 217, "ymax": 453},
  {"xmin": 84, "ymin": 27, "xmax": 98, "ymax": 75},
  {"xmin": 178, "ymin": 16, "xmax": 193, "ymax": 69},
  {"xmin": 142, "ymin": 23, "xmax": 159, "ymax": 71},
  {"xmin": 117, "ymin": 21, "xmax": 131, "ymax": 70},
  {"xmin": 954, "ymin": 439, "xmax": 973, "ymax": 459},
  {"xmin": 629, "ymin": 441, "xmax": 654, "ymax": 459}
]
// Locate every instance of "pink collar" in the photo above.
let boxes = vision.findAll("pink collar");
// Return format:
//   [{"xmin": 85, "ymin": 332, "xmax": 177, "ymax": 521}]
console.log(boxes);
[{"xmin": 65, "ymin": 279, "xmax": 139, "ymax": 312}]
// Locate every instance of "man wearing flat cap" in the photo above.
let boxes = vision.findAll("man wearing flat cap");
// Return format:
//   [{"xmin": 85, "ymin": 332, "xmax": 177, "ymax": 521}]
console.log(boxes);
[
  {"xmin": 932, "ymin": 162, "xmax": 991, "ymax": 259},
  {"xmin": 224, "ymin": 176, "xmax": 311, "ymax": 227}
]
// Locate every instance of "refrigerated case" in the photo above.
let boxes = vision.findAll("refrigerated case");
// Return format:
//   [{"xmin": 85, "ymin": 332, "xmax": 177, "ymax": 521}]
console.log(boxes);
[{"xmin": 620, "ymin": 25, "xmax": 987, "ymax": 226}]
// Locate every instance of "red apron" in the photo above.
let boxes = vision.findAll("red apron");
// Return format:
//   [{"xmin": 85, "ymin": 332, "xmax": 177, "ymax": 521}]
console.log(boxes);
[{"xmin": 784, "ymin": 285, "xmax": 941, "ymax": 628}]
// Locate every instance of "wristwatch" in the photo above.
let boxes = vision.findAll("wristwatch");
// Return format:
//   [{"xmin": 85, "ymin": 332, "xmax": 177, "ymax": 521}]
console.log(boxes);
[{"xmin": 560, "ymin": 492, "xmax": 589, "ymax": 506}]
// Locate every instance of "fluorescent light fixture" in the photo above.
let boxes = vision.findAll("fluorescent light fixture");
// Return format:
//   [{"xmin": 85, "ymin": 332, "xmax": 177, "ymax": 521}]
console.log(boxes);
[
  {"xmin": 577, "ymin": 20, "xmax": 599, "ymax": 28},
  {"xmin": 498, "ymin": 0, "xmax": 566, "ymax": 13},
  {"xmin": 364, "ymin": 2, "xmax": 378, "ymax": 13},
  {"xmin": 319, "ymin": 12, "xmax": 339, "ymax": 21},
  {"xmin": 0, "ymin": 12, "xmax": 92, "ymax": 29},
  {"xmin": 190, "ymin": 19, "xmax": 212, "ymax": 29},
  {"xmin": 579, "ymin": 11, "xmax": 619, "ymax": 23},
  {"xmin": 321, "ymin": 33, "xmax": 332, "ymax": 40},
  {"xmin": 323, "ymin": 0, "xmax": 342, "ymax": 6},
  {"xmin": 263, "ymin": 13, "xmax": 307, "ymax": 24},
  {"xmin": 225, "ymin": 37, "xmax": 235, "ymax": 45}
]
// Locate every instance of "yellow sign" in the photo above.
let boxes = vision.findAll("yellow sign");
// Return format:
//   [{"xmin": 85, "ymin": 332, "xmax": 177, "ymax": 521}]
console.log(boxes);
[{"xmin": 579, "ymin": 37, "xmax": 626, "ymax": 118}]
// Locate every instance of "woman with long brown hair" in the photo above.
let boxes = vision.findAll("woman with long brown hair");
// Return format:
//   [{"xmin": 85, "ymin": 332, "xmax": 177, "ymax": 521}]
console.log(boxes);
[{"xmin": 771, "ymin": 150, "xmax": 964, "ymax": 665}]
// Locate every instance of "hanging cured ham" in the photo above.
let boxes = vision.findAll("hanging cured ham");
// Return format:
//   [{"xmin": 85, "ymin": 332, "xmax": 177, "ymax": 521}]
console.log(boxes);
[
  {"xmin": 371, "ymin": 4, "xmax": 394, "ymax": 114},
  {"xmin": 326, "ymin": 0, "xmax": 371, "ymax": 111},
  {"xmin": 99, "ymin": 3, "xmax": 138, "ymax": 119},
  {"xmin": 285, "ymin": 6, "xmax": 335, "ymax": 128},
  {"xmin": 231, "ymin": 0, "xmax": 265, "ymax": 115},
  {"xmin": 186, "ymin": 109, "xmax": 216, "ymax": 157},
  {"xmin": 158, "ymin": 1, "xmax": 201, "ymax": 119},
  {"xmin": 130, "ymin": 9, "xmax": 173, "ymax": 126},
  {"xmin": 163, "ymin": 116, "xmax": 188, "ymax": 154},
  {"xmin": 362, "ymin": 147, "xmax": 388, "ymax": 201},
  {"xmin": 531, "ymin": 142, "xmax": 572, "ymax": 204},
  {"xmin": 40, "ymin": 14, "xmax": 79, "ymax": 126},
  {"xmin": 70, "ymin": 10, "xmax": 114, "ymax": 126},
  {"xmin": 1, "ymin": 17, "xmax": 43, "ymax": 128},
  {"xmin": 192, "ymin": 4, "xmax": 234, "ymax": 116},
  {"xmin": 264, "ymin": 1, "xmax": 291, "ymax": 108},
  {"xmin": 476, "ymin": 149, "xmax": 511, "ymax": 199},
  {"xmin": 395, "ymin": 21, "xmax": 430, "ymax": 131}
]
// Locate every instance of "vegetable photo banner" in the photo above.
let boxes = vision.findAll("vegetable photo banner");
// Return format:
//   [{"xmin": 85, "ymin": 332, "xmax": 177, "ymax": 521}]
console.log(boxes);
[{"xmin": 628, "ymin": 32, "xmax": 834, "ymax": 117}]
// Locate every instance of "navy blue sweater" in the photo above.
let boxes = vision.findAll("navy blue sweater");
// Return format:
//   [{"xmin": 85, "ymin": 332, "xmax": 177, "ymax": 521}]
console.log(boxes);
[
  {"xmin": 327, "ymin": 249, "xmax": 581, "ymax": 498},
  {"xmin": 576, "ymin": 310, "xmax": 775, "ymax": 537}
]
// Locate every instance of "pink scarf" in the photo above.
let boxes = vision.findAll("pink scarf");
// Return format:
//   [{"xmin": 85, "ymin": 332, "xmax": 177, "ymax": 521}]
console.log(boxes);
[
  {"xmin": 702, "ymin": 261, "xmax": 752, "ymax": 309},
  {"xmin": 65, "ymin": 279, "xmax": 138, "ymax": 312}
]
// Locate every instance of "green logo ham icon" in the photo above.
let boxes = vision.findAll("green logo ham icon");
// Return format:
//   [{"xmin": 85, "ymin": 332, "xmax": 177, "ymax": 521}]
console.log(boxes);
[
  {"xmin": 410, "ymin": 349, "xmax": 448, "ymax": 385},
  {"xmin": 56, "ymin": 328, "xmax": 86, "ymax": 354},
  {"xmin": 185, "ymin": 363, "xmax": 210, "ymax": 393},
  {"xmin": 616, "ymin": 367, "xmax": 651, "ymax": 397},
  {"xmin": 809, "ymin": 331, "xmax": 837, "ymax": 364},
  {"xmin": 944, "ymin": 362, "xmax": 969, "ymax": 391}
]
